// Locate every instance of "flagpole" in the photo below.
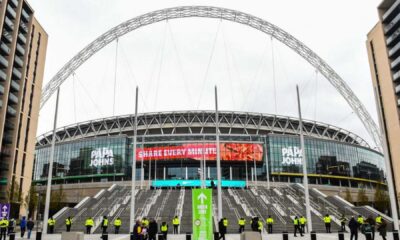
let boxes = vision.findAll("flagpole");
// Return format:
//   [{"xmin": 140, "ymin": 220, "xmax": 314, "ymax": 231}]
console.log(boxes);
[
  {"xmin": 130, "ymin": 86, "xmax": 139, "ymax": 233},
  {"xmin": 296, "ymin": 85, "xmax": 312, "ymax": 232},
  {"xmin": 215, "ymin": 85, "xmax": 223, "ymax": 220},
  {"xmin": 43, "ymin": 87, "xmax": 60, "ymax": 236}
]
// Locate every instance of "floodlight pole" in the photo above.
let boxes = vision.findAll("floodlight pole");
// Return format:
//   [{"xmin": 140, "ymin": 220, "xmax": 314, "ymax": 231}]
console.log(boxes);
[
  {"xmin": 296, "ymin": 85, "xmax": 312, "ymax": 232},
  {"xmin": 374, "ymin": 87, "xmax": 399, "ymax": 231},
  {"xmin": 141, "ymin": 136, "xmax": 144, "ymax": 190},
  {"xmin": 130, "ymin": 86, "xmax": 139, "ymax": 233},
  {"xmin": 43, "ymin": 87, "xmax": 60, "ymax": 236},
  {"xmin": 215, "ymin": 85, "xmax": 223, "ymax": 220}
]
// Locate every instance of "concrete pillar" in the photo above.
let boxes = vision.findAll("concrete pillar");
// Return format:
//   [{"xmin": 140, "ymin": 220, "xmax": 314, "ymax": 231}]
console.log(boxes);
[
  {"xmin": 230, "ymin": 166, "xmax": 232, "ymax": 180},
  {"xmin": 163, "ymin": 167, "xmax": 166, "ymax": 180},
  {"xmin": 208, "ymin": 167, "xmax": 210, "ymax": 179},
  {"xmin": 185, "ymin": 167, "xmax": 188, "ymax": 180}
]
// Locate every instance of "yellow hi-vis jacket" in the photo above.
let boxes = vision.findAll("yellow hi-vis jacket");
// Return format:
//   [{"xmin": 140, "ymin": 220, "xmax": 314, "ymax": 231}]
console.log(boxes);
[
  {"xmin": 114, "ymin": 219, "xmax": 121, "ymax": 227},
  {"xmin": 223, "ymin": 219, "xmax": 228, "ymax": 227},
  {"xmin": 142, "ymin": 219, "xmax": 149, "ymax": 227},
  {"xmin": 357, "ymin": 217, "xmax": 364, "ymax": 224},
  {"xmin": 324, "ymin": 216, "xmax": 331, "ymax": 223},
  {"xmin": 376, "ymin": 216, "xmax": 382, "ymax": 224},
  {"xmin": 293, "ymin": 219, "xmax": 299, "ymax": 225},
  {"xmin": 65, "ymin": 218, "xmax": 72, "ymax": 226},
  {"xmin": 85, "ymin": 219, "xmax": 94, "ymax": 227},
  {"xmin": 0, "ymin": 219, "xmax": 8, "ymax": 228},
  {"xmin": 161, "ymin": 224, "xmax": 168, "ymax": 232},
  {"xmin": 238, "ymin": 219, "xmax": 246, "ymax": 226},
  {"xmin": 48, "ymin": 219, "xmax": 56, "ymax": 226},
  {"xmin": 299, "ymin": 217, "xmax": 306, "ymax": 225},
  {"xmin": 258, "ymin": 221, "xmax": 263, "ymax": 230},
  {"xmin": 267, "ymin": 218, "xmax": 274, "ymax": 224},
  {"xmin": 102, "ymin": 219, "xmax": 108, "ymax": 227},
  {"xmin": 173, "ymin": 218, "xmax": 180, "ymax": 225}
]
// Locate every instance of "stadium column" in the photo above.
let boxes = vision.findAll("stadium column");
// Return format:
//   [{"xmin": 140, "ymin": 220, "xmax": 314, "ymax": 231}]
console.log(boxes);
[
  {"xmin": 374, "ymin": 87, "xmax": 399, "ymax": 231},
  {"xmin": 130, "ymin": 86, "xmax": 139, "ymax": 232},
  {"xmin": 43, "ymin": 87, "xmax": 60, "ymax": 235},
  {"xmin": 296, "ymin": 85, "xmax": 313, "ymax": 232},
  {"xmin": 265, "ymin": 141, "xmax": 270, "ymax": 190},
  {"xmin": 215, "ymin": 86, "xmax": 223, "ymax": 220}
]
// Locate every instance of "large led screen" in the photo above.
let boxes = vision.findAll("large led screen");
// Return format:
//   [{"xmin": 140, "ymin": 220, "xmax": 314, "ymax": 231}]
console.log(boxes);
[{"xmin": 136, "ymin": 143, "xmax": 263, "ymax": 162}]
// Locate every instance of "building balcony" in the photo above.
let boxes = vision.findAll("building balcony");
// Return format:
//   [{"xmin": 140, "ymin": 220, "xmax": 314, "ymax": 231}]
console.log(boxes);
[
  {"xmin": 21, "ymin": 9, "xmax": 30, "ymax": 22},
  {"xmin": 8, "ymin": 92, "xmax": 18, "ymax": 105},
  {"xmin": 6, "ymin": 5, "xmax": 16, "ymax": 19},
  {"xmin": 0, "ymin": 42, "xmax": 10, "ymax": 56},
  {"xmin": 385, "ymin": 13, "xmax": 400, "ymax": 35},
  {"xmin": 389, "ymin": 41, "xmax": 400, "ymax": 58},
  {"xmin": 16, "ymin": 44, "xmax": 25, "ymax": 56},
  {"xmin": 7, "ymin": 105, "xmax": 16, "ymax": 116},
  {"xmin": 0, "ymin": 55, "xmax": 9, "ymax": 68},
  {"xmin": 0, "ymin": 84, "xmax": 4, "ymax": 94},
  {"xmin": 2, "ymin": 134, "xmax": 14, "ymax": 144},
  {"xmin": 4, "ymin": 16, "xmax": 14, "ymax": 31},
  {"xmin": 396, "ymin": 84, "xmax": 400, "ymax": 94},
  {"xmin": 19, "ymin": 22, "xmax": 28, "ymax": 34},
  {"xmin": 0, "ymin": 70, "xmax": 7, "ymax": 81},
  {"xmin": 4, "ymin": 119, "xmax": 14, "ymax": 130},
  {"xmin": 383, "ymin": 0, "xmax": 400, "ymax": 23},
  {"xmin": 12, "ymin": 67, "xmax": 22, "ymax": 79},
  {"xmin": 10, "ymin": 80, "xmax": 19, "ymax": 92},
  {"xmin": 392, "ymin": 55, "xmax": 400, "ymax": 70},
  {"xmin": 14, "ymin": 55, "xmax": 23, "ymax": 67},
  {"xmin": 9, "ymin": 0, "xmax": 18, "ymax": 8},
  {"xmin": 2, "ymin": 31, "xmax": 13, "ymax": 43},
  {"xmin": 18, "ymin": 33, "xmax": 26, "ymax": 44}
]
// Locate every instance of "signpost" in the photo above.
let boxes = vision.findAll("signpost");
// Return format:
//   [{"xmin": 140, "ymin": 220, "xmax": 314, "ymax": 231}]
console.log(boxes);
[
  {"xmin": 192, "ymin": 189, "xmax": 213, "ymax": 240},
  {"xmin": 0, "ymin": 203, "xmax": 10, "ymax": 218}
]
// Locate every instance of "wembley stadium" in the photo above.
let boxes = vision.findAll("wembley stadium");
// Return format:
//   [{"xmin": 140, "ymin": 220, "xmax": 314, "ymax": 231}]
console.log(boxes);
[{"xmin": 33, "ymin": 111, "xmax": 385, "ymax": 188}]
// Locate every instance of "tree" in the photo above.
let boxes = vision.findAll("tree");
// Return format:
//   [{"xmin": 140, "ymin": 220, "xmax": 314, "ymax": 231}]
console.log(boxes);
[
  {"xmin": 24, "ymin": 186, "xmax": 39, "ymax": 218},
  {"xmin": 344, "ymin": 188, "xmax": 353, "ymax": 203},
  {"xmin": 374, "ymin": 185, "xmax": 389, "ymax": 213},
  {"xmin": 50, "ymin": 184, "xmax": 66, "ymax": 214},
  {"xmin": 357, "ymin": 187, "xmax": 369, "ymax": 205}
]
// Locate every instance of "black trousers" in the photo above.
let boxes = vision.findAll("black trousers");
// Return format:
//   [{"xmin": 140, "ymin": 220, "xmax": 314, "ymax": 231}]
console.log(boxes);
[
  {"xmin": 300, "ymin": 224, "xmax": 305, "ymax": 233},
  {"xmin": 66, "ymin": 225, "xmax": 71, "ymax": 232},
  {"xmin": 239, "ymin": 225, "xmax": 244, "ymax": 233},
  {"xmin": 162, "ymin": 231, "xmax": 168, "ymax": 240},
  {"xmin": 21, "ymin": 227, "xmax": 26, "ymax": 237},
  {"xmin": 0, "ymin": 228, "xmax": 6, "ymax": 240},
  {"xmin": 350, "ymin": 231, "xmax": 358, "ymax": 240},
  {"xmin": 49, "ymin": 226, "xmax": 54, "ymax": 234},
  {"xmin": 294, "ymin": 225, "xmax": 303, "ymax": 236},
  {"xmin": 219, "ymin": 232, "xmax": 226, "ymax": 240},
  {"xmin": 341, "ymin": 223, "xmax": 346, "ymax": 232},
  {"xmin": 86, "ymin": 226, "xmax": 92, "ymax": 234},
  {"xmin": 115, "ymin": 226, "xmax": 120, "ymax": 234},
  {"xmin": 267, "ymin": 224, "xmax": 273, "ymax": 233},
  {"xmin": 148, "ymin": 233, "xmax": 156, "ymax": 240},
  {"xmin": 173, "ymin": 225, "xmax": 179, "ymax": 234},
  {"xmin": 102, "ymin": 226, "xmax": 107, "ymax": 234},
  {"xmin": 325, "ymin": 223, "xmax": 331, "ymax": 233}
]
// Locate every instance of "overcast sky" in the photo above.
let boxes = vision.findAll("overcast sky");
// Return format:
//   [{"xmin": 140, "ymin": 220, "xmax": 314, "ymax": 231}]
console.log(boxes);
[{"xmin": 30, "ymin": 0, "xmax": 382, "ymax": 148}]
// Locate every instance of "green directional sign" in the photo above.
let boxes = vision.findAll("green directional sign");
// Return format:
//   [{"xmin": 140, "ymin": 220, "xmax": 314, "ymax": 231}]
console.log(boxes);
[{"xmin": 192, "ymin": 188, "xmax": 213, "ymax": 240}]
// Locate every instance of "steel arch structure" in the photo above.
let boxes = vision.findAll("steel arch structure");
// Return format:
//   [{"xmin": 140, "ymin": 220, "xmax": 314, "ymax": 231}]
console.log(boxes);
[{"xmin": 39, "ymin": 6, "xmax": 382, "ymax": 149}]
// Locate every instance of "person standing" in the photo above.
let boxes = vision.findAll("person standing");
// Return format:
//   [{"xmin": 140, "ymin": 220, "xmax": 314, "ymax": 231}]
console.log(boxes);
[
  {"xmin": 113, "ymin": 217, "xmax": 122, "ymax": 234},
  {"xmin": 160, "ymin": 221, "xmax": 168, "ymax": 240},
  {"xmin": 27, "ymin": 218, "xmax": 34, "ymax": 239},
  {"xmin": 223, "ymin": 218, "xmax": 228, "ymax": 232},
  {"xmin": 148, "ymin": 219, "xmax": 158, "ymax": 240},
  {"xmin": 218, "ymin": 219, "xmax": 226, "ymax": 240},
  {"xmin": 20, "ymin": 216, "xmax": 27, "ymax": 238},
  {"xmin": 238, "ymin": 217, "xmax": 246, "ymax": 233},
  {"xmin": 65, "ymin": 216, "xmax": 72, "ymax": 232},
  {"xmin": 339, "ymin": 214, "xmax": 347, "ymax": 232},
  {"xmin": 377, "ymin": 219, "xmax": 387, "ymax": 240},
  {"xmin": 361, "ymin": 220, "xmax": 373, "ymax": 240},
  {"xmin": 85, "ymin": 217, "xmax": 94, "ymax": 234},
  {"xmin": 367, "ymin": 216, "xmax": 376, "ymax": 240},
  {"xmin": 101, "ymin": 216, "xmax": 109, "ymax": 234},
  {"xmin": 348, "ymin": 217, "xmax": 358, "ymax": 240},
  {"xmin": 172, "ymin": 216, "xmax": 180, "ymax": 234},
  {"xmin": 0, "ymin": 217, "xmax": 8, "ymax": 240},
  {"xmin": 299, "ymin": 216, "xmax": 306, "ymax": 233},
  {"xmin": 257, "ymin": 219, "xmax": 263, "ymax": 234},
  {"xmin": 133, "ymin": 220, "xmax": 142, "ymax": 240},
  {"xmin": 47, "ymin": 217, "xmax": 56, "ymax": 234},
  {"xmin": 323, "ymin": 214, "xmax": 331, "ymax": 233},
  {"xmin": 357, "ymin": 215, "xmax": 364, "ymax": 230},
  {"xmin": 250, "ymin": 217, "xmax": 259, "ymax": 232},
  {"xmin": 266, "ymin": 215, "xmax": 274, "ymax": 233},
  {"xmin": 294, "ymin": 216, "xmax": 302, "ymax": 237}
]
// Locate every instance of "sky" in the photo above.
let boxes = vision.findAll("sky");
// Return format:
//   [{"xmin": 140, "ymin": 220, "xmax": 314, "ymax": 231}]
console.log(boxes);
[{"xmin": 30, "ymin": 0, "xmax": 382, "ymax": 148}]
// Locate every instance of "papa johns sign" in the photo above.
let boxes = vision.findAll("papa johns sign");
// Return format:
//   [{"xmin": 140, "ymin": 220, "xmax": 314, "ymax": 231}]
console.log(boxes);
[
  {"xmin": 282, "ymin": 146, "xmax": 303, "ymax": 165},
  {"xmin": 89, "ymin": 148, "xmax": 114, "ymax": 167}
]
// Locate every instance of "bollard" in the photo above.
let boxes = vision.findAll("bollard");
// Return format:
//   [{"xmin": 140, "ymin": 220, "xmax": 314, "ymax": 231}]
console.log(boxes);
[
  {"xmin": 394, "ymin": 231, "xmax": 400, "ymax": 240},
  {"xmin": 186, "ymin": 232, "xmax": 192, "ymax": 240},
  {"xmin": 36, "ymin": 232, "xmax": 42, "ymax": 240},
  {"xmin": 311, "ymin": 231, "xmax": 317, "ymax": 240},
  {"xmin": 9, "ymin": 232, "xmax": 15, "ymax": 240},
  {"xmin": 130, "ymin": 232, "xmax": 134, "ymax": 240},
  {"xmin": 101, "ymin": 233, "xmax": 108, "ymax": 240},
  {"xmin": 214, "ymin": 232, "xmax": 219, "ymax": 240},
  {"xmin": 338, "ymin": 231, "xmax": 344, "ymax": 240},
  {"xmin": 282, "ymin": 231, "xmax": 288, "ymax": 240}
]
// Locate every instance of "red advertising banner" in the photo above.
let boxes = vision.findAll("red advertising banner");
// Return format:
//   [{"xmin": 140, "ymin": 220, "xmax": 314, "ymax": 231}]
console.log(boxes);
[{"xmin": 136, "ymin": 143, "xmax": 263, "ymax": 162}]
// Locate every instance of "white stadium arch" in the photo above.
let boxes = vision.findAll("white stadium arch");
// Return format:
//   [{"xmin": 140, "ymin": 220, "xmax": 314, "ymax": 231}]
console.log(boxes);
[{"xmin": 39, "ymin": 6, "xmax": 383, "ymax": 149}]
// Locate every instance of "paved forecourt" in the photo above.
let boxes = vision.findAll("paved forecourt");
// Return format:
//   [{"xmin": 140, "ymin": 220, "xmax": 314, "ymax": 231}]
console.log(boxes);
[{"xmin": 14, "ymin": 232, "xmax": 395, "ymax": 240}]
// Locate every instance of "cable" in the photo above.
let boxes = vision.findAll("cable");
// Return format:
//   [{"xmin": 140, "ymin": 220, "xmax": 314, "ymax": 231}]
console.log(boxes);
[
  {"xmin": 313, "ymin": 69, "xmax": 319, "ymax": 121},
  {"xmin": 75, "ymin": 73, "xmax": 103, "ymax": 116},
  {"xmin": 112, "ymin": 38, "xmax": 119, "ymax": 116},
  {"xmin": 196, "ymin": 20, "xmax": 222, "ymax": 110},
  {"xmin": 221, "ymin": 24, "xmax": 235, "ymax": 110},
  {"xmin": 72, "ymin": 72, "xmax": 77, "ymax": 123},
  {"xmin": 271, "ymin": 36, "xmax": 278, "ymax": 114},
  {"xmin": 153, "ymin": 22, "xmax": 168, "ymax": 110},
  {"xmin": 167, "ymin": 21, "xmax": 193, "ymax": 107}
]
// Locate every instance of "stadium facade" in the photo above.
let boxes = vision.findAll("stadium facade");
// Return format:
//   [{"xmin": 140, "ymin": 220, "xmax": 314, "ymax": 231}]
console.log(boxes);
[{"xmin": 33, "ymin": 111, "xmax": 386, "ymax": 188}]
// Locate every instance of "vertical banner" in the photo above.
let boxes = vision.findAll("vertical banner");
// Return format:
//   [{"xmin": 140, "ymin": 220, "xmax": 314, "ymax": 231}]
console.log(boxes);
[
  {"xmin": 0, "ymin": 203, "xmax": 10, "ymax": 218},
  {"xmin": 192, "ymin": 189, "xmax": 213, "ymax": 240}
]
